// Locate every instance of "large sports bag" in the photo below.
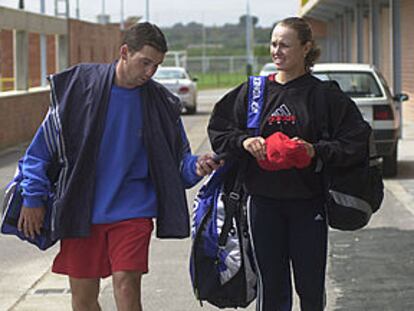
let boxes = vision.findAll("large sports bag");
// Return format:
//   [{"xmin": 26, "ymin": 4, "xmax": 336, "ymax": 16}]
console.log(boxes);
[
  {"xmin": 189, "ymin": 76, "xmax": 266, "ymax": 308},
  {"xmin": 1, "ymin": 159, "xmax": 58, "ymax": 250},
  {"xmin": 315, "ymin": 81, "xmax": 384, "ymax": 231},
  {"xmin": 190, "ymin": 161, "xmax": 257, "ymax": 308},
  {"xmin": 324, "ymin": 135, "xmax": 384, "ymax": 230}
]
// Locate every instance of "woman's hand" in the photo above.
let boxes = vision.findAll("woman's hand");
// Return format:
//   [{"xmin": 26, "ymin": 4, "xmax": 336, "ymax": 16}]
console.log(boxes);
[
  {"xmin": 291, "ymin": 137, "xmax": 315, "ymax": 158},
  {"xmin": 242, "ymin": 136, "xmax": 267, "ymax": 160}
]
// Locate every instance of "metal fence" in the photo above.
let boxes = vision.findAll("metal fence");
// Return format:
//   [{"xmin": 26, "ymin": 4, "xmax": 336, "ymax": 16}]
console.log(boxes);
[
  {"xmin": 1, "ymin": 55, "xmax": 273, "ymax": 92},
  {"xmin": 163, "ymin": 53, "xmax": 272, "ymax": 74}
]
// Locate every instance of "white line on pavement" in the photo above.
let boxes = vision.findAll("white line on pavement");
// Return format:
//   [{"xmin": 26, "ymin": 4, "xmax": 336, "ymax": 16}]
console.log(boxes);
[{"xmin": 384, "ymin": 179, "xmax": 414, "ymax": 217}]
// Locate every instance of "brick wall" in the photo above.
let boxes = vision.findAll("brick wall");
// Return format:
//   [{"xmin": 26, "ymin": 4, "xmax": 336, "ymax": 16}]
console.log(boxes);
[
  {"xmin": 0, "ymin": 30, "xmax": 14, "ymax": 91},
  {"xmin": 68, "ymin": 20, "xmax": 122, "ymax": 66},
  {"xmin": 306, "ymin": 18, "xmax": 327, "ymax": 38},
  {"xmin": 29, "ymin": 33, "xmax": 41, "ymax": 87},
  {"xmin": 0, "ymin": 30, "xmax": 57, "ymax": 91},
  {"xmin": 47, "ymin": 34, "xmax": 56, "ymax": 75},
  {"xmin": 0, "ymin": 20, "xmax": 123, "ymax": 150},
  {"xmin": 0, "ymin": 20, "xmax": 122, "ymax": 91},
  {"xmin": 0, "ymin": 30, "xmax": 55, "ymax": 150},
  {"xmin": 305, "ymin": 18, "xmax": 327, "ymax": 62},
  {"xmin": 0, "ymin": 91, "xmax": 49, "ymax": 149}
]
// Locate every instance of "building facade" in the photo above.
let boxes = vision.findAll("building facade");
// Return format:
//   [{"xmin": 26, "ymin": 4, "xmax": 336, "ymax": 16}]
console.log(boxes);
[
  {"xmin": 0, "ymin": 6, "xmax": 125, "ymax": 149},
  {"xmin": 299, "ymin": 0, "xmax": 413, "ymax": 121}
]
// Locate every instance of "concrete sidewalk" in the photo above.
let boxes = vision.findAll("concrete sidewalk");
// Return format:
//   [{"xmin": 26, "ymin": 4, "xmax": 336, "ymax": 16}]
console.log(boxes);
[{"xmin": 2, "ymin": 98, "xmax": 414, "ymax": 311}]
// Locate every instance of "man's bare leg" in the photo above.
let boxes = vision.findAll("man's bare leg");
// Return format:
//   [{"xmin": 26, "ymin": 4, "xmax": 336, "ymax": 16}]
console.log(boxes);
[
  {"xmin": 69, "ymin": 277, "xmax": 101, "ymax": 311},
  {"xmin": 112, "ymin": 271, "xmax": 143, "ymax": 311}
]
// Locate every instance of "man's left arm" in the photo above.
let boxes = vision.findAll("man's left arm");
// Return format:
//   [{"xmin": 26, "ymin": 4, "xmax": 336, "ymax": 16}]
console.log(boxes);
[{"xmin": 179, "ymin": 120, "xmax": 222, "ymax": 188}]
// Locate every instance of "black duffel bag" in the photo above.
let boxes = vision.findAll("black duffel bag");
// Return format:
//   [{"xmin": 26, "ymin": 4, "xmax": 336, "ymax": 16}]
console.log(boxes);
[{"xmin": 325, "ymin": 155, "xmax": 384, "ymax": 231}]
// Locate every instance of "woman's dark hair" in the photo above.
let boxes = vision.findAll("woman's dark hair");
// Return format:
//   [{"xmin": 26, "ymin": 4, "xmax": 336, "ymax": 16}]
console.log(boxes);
[
  {"xmin": 277, "ymin": 17, "xmax": 320, "ymax": 72},
  {"xmin": 122, "ymin": 22, "xmax": 168, "ymax": 54}
]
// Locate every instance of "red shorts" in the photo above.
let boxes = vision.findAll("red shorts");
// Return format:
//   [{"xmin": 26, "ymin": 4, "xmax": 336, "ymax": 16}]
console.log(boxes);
[{"xmin": 52, "ymin": 218, "xmax": 153, "ymax": 278}]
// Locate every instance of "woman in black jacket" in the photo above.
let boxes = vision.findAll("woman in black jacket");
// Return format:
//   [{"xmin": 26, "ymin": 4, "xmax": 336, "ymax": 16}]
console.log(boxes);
[{"xmin": 208, "ymin": 17, "xmax": 370, "ymax": 311}]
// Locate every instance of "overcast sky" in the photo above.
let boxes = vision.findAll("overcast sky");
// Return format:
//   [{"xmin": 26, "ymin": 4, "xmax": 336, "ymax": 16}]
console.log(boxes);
[{"xmin": 0, "ymin": 0, "xmax": 299, "ymax": 27}]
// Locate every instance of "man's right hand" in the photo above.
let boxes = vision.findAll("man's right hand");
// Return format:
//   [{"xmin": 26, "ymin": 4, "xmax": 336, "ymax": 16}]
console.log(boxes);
[
  {"xmin": 18, "ymin": 206, "xmax": 46, "ymax": 240},
  {"xmin": 195, "ymin": 152, "xmax": 223, "ymax": 177}
]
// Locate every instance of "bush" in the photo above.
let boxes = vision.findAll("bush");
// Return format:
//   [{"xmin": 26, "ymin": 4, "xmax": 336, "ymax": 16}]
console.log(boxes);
[{"xmin": 195, "ymin": 72, "xmax": 247, "ymax": 90}]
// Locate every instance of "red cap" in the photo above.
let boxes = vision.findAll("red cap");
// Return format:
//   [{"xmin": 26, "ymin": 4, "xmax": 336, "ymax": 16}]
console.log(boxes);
[{"xmin": 257, "ymin": 132, "xmax": 312, "ymax": 171}]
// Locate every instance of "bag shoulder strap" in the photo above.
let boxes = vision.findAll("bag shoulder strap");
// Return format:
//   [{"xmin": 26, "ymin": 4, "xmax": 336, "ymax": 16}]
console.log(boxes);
[
  {"xmin": 313, "ymin": 80, "xmax": 333, "ymax": 141},
  {"xmin": 237, "ymin": 75, "xmax": 266, "ymax": 178},
  {"xmin": 247, "ymin": 76, "xmax": 266, "ymax": 135},
  {"xmin": 234, "ymin": 75, "xmax": 267, "ymax": 180},
  {"xmin": 218, "ymin": 75, "xmax": 266, "ymax": 247}
]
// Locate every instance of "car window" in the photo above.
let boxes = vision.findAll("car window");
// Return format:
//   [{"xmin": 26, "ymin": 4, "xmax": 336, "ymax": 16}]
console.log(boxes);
[
  {"xmin": 376, "ymin": 70, "xmax": 393, "ymax": 98},
  {"xmin": 313, "ymin": 71, "xmax": 383, "ymax": 98},
  {"xmin": 154, "ymin": 69, "xmax": 187, "ymax": 79},
  {"xmin": 259, "ymin": 63, "xmax": 277, "ymax": 76}
]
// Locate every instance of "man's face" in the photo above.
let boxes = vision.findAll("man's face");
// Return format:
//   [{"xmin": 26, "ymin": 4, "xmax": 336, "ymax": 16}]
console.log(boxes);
[{"xmin": 119, "ymin": 44, "xmax": 165, "ymax": 88}]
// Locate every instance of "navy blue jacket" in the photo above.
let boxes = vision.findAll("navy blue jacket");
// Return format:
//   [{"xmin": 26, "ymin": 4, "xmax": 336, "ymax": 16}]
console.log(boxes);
[{"xmin": 37, "ymin": 62, "xmax": 197, "ymax": 239}]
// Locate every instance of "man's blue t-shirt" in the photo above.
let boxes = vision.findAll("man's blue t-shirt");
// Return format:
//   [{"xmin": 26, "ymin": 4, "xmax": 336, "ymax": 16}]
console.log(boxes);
[{"xmin": 92, "ymin": 85, "xmax": 157, "ymax": 223}]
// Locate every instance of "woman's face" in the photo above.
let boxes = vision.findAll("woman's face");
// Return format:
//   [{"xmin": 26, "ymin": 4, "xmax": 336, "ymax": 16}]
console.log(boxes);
[{"xmin": 270, "ymin": 24, "xmax": 310, "ymax": 74}]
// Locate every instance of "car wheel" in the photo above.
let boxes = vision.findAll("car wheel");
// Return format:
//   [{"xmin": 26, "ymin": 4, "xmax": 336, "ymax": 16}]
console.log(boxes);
[
  {"xmin": 186, "ymin": 97, "xmax": 197, "ymax": 115},
  {"xmin": 186, "ymin": 105, "xmax": 197, "ymax": 115},
  {"xmin": 382, "ymin": 144, "xmax": 398, "ymax": 178}
]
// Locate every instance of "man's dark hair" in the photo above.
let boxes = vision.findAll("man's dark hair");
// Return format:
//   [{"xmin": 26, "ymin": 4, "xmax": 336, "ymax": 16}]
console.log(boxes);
[{"xmin": 122, "ymin": 22, "xmax": 168, "ymax": 53}]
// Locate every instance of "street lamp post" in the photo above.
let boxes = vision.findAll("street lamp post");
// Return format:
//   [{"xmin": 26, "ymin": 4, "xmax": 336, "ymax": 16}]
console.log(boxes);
[
  {"xmin": 40, "ymin": 0, "xmax": 47, "ymax": 86},
  {"xmin": 245, "ymin": 0, "xmax": 254, "ymax": 76},
  {"xmin": 98, "ymin": 0, "xmax": 109, "ymax": 24},
  {"xmin": 146, "ymin": 0, "xmax": 150, "ymax": 21},
  {"xmin": 76, "ymin": 0, "xmax": 80, "ymax": 19},
  {"xmin": 120, "ymin": 0, "xmax": 125, "ymax": 30},
  {"xmin": 202, "ymin": 22, "xmax": 207, "ymax": 73}
]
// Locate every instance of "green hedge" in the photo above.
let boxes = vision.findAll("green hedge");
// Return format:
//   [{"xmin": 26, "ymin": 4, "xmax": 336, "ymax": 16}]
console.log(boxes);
[{"xmin": 194, "ymin": 72, "xmax": 248, "ymax": 90}]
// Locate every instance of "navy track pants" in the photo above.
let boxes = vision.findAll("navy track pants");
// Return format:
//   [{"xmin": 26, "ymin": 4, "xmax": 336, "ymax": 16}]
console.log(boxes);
[{"xmin": 248, "ymin": 195, "xmax": 328, "ymax": 311}]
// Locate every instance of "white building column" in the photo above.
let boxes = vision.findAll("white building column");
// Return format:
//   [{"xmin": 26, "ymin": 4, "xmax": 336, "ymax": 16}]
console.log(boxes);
[
  {"xmin": 355, "ymin": 1, "xmax": 365, "ymax": 63},
  {"xmin": 390, "ymin": 0, "xmax": 401, "ymax": 94},
  {"xmin": 370, "ymin": 0, "xmax": 381, "ymax": 67},
  {"xmin": 56, "ymin": 34, "xmax": 68, "ymax": 72},
  {"xmin": 14, "ymin": 29, "xmax": 29, "ymax": 90}
]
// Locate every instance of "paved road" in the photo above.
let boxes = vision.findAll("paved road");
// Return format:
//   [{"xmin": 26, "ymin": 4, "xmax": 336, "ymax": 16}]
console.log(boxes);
[{"xmin": 1, "ymin": 89, "xmax": 414, "ymax": 310}]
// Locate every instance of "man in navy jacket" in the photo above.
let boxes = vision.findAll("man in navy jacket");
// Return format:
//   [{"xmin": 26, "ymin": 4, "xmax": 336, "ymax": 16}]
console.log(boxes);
[{"xmin": 17, "ymin": 22, "xmax": 220, "ymax": 311}]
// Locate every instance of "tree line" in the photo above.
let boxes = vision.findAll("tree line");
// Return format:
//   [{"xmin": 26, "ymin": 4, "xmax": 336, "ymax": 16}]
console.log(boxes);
[{"xmin": 161, "ymin": 15, "xmax": 276, "ymax": 57}]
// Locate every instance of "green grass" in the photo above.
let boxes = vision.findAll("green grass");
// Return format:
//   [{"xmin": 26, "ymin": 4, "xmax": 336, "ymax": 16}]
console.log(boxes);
[{"xmin": 194, "ymin": 72, "xmax": 248, "ymax": 90}]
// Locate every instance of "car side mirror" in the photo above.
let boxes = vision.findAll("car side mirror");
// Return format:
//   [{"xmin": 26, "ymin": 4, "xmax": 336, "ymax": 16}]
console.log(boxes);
[
  {"xmin": 393, "ymin": 93, "xmax": 409, "ymax": 102},
  {"xmin": 192, "ymin": 77, "xmax": 198, "ymax": 82}
]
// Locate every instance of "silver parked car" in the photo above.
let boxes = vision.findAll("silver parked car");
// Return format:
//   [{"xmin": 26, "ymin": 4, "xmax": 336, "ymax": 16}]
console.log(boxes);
[
  {"xmin": 312, "ymin": 63, "xmax": 409, "ymax": 177},
  {"xmin": 153, "ymin": 66, "xmax": 198, "ymax": 114},
  {"xmin": 259, "ymin": 62, "xmax": 277, "ymax": 77}
]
